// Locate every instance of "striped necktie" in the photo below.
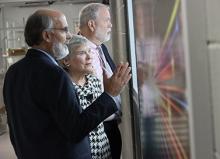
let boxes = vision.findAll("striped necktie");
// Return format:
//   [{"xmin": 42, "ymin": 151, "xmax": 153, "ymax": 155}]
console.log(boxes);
[
  {"xmin": 97, "ymin": 46, "xmax": 106, "ymax": 69},
  {"xmin": 97, "ymin": 46, "xmax": 113, "ymax": 77}
]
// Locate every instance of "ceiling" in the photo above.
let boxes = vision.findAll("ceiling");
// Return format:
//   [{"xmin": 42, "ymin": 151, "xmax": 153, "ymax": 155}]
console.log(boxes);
[{"xmin": 0, "ymin": 0, "xmax": 103, "ymax": 7}]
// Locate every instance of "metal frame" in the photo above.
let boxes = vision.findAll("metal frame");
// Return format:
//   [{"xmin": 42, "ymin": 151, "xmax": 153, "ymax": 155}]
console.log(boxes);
[{"xmin": 124, "ymin": 0, "xmax": 142, "ymax": 158}]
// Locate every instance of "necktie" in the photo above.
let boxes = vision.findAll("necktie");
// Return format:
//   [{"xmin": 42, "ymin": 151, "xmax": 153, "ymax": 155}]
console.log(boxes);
[
  {"xmin": 97, "ymin": 46, "xmax": 105, "ymax": 69},
  {"xmin": 97, "ymin": 46, "xmax": 122, "ymax": 116},
  {"xmin": 97, "ymin": 46, "xmax": 113, "ymax": 78}
]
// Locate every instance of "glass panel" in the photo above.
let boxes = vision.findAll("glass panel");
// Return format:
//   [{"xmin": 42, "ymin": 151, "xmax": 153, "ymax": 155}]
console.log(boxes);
[{"xmin": 133, "ymin": 0, "xmax": 190, "ymax": 158}]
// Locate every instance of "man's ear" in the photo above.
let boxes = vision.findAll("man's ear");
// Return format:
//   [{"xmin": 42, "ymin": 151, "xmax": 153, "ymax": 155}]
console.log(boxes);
[
  {"xmin": 42, "ymin": 30, "xmax": 53, "ymax": 43},
  {"xmin": 88, "ymin": 20, "xmax": 96, "ymax": 32}
]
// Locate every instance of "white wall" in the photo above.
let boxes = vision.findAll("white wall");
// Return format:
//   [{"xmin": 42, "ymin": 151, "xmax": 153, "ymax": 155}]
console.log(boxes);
[
  {"xmin": 209, "ymin": 44, "xmax": 220, "ymax": 159},
  {"xmin": 206, "ymin": 0, "xmax": 220, "ymax": 158},
  {"xmin": 182, "ymin": 0, "xmax": 214, "ymax": 158},
  {"xmin": 2, "ymin": 3, "xmax": 84, "ymax": 33}
]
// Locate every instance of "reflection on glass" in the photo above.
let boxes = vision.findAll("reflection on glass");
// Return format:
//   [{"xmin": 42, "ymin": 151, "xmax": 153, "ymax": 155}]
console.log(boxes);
[{"xmin": 134, "ymin": 0, "xmax": 190, "ymax": 158}]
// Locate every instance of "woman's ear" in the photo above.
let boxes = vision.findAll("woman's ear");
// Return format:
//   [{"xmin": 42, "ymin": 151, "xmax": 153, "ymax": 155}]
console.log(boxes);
[
  {"xmin": 63, "ymin": 58, "xmax": 70, "ymax": 67},
  {"xmin": 88, "ymin": 20, "xmax": 96, "ymax": 32}
]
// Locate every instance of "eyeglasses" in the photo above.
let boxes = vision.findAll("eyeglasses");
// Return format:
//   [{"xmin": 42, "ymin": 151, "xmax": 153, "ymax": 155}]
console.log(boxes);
[{"xmin": 49, "ymin": 27, "xmax": 69, "ymax": 33}]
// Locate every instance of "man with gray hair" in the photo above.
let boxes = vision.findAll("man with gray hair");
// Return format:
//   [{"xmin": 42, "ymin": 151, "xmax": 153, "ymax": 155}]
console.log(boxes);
[
  {"xmin": 3, "ymin": 8, "xmax": 131, "ymax": 159},
  {"xmin": 79, "ymin": 3, "xmax": 122, "ymax": 159}
]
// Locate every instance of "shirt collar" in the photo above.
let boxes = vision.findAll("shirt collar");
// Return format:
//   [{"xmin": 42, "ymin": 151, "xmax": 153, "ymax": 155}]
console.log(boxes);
[
  {"xmin": 86, "ymin": 39, "xmax": 98, "ymax": 49},
  {"xmin": 79, "ymin": 34, "xmax": 99, "ymax": 49}
]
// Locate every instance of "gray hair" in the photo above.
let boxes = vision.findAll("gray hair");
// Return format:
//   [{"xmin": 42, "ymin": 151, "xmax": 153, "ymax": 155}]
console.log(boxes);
[
  {"xmin": 58, "ymin": 34, "xmax": 89, "ymax": 70},
  {"xmin": 79, "ymin": 3, "xmax": 109, "ymax": 28},
  {"xmin": 24, "ymin": 10, "xmax": 54, "ymax": 46},
  {"xmin": 67, "ymin": 34, "xmax": 89, "ymax": 56}
]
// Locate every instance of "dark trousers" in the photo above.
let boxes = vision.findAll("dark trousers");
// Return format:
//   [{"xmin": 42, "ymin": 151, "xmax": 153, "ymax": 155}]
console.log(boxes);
[{"xmin": 104, "ymin": 120, "xmax": 122, "ymax": 159}]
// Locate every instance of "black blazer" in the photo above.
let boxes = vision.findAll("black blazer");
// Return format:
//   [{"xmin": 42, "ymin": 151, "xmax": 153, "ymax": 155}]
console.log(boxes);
[
  {"xmin": 3, "ymin": 49, "xmax": 118, "ymax": 159},
  {"xmin": 101, "ymin": 44, "xmax": 122, "ymax": 159}
]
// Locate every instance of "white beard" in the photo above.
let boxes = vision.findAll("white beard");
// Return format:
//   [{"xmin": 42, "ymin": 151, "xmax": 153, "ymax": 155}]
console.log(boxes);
[
  {"xmin": 52, "ymin": 42, "xmax": 69, "ymax": 60},
  {"xmin": 95, "ymin": 28, "xmax": 111, "ymax": 43},
  {"xmin": 103, "ymin": 33, "xmax": 111, "ymax": 42}
]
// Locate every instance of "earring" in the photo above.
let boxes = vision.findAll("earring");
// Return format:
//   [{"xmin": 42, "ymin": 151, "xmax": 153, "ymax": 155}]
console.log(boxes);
[{"xmin": 65, "ymin": 63, "xmax": 70, "ymax": 67}]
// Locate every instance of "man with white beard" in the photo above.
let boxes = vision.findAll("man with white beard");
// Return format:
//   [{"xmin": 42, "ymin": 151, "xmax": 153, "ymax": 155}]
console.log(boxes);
[
  {"xmin": 3, "ymin": 9, "xmax": 131, "ymax": 159},
  {"xmin": 79, "ymin": 3, "xmax": 123, "ymax": 159}
]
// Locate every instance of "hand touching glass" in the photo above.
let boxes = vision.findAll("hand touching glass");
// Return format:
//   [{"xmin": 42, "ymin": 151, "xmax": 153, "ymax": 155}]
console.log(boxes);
[{"xmin": 104, "ymin": 62, "xmax": 131, "ymax": 96}]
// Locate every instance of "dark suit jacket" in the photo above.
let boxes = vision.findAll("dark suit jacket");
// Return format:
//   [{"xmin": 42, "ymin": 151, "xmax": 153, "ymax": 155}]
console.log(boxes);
[
  {"xmin": 101, "ymin": 44, "xmax": 122, "ymax": 159},
  {"xmin": 3, "ymin": 48, "xmax": 118, "ymax": 159}
]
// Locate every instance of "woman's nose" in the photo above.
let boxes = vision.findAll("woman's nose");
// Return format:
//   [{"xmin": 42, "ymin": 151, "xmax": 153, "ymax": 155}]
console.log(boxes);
[
  {"xmin": 87, "ymin": 53, "xmax": 92, "ymax": 59},
  {"xmin": 86, "ymin": 51, "xmax": 92, "ymax": 59}
]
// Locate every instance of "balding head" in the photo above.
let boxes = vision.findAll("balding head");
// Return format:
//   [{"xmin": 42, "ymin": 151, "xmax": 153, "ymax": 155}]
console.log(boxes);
[
  {"xmin": 35, "ymin": 9, "xmax": 65, "ymax": 26},
  {"xmin": 24, "ymin": 9, "xmax": 65, "ymax": 46}
]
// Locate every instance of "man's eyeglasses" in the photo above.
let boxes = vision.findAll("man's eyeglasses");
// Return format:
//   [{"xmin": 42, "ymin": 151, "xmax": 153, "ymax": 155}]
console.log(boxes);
[{"xmin": 48, "ymin": 27, "xmax": 69, "ymax": 33}]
